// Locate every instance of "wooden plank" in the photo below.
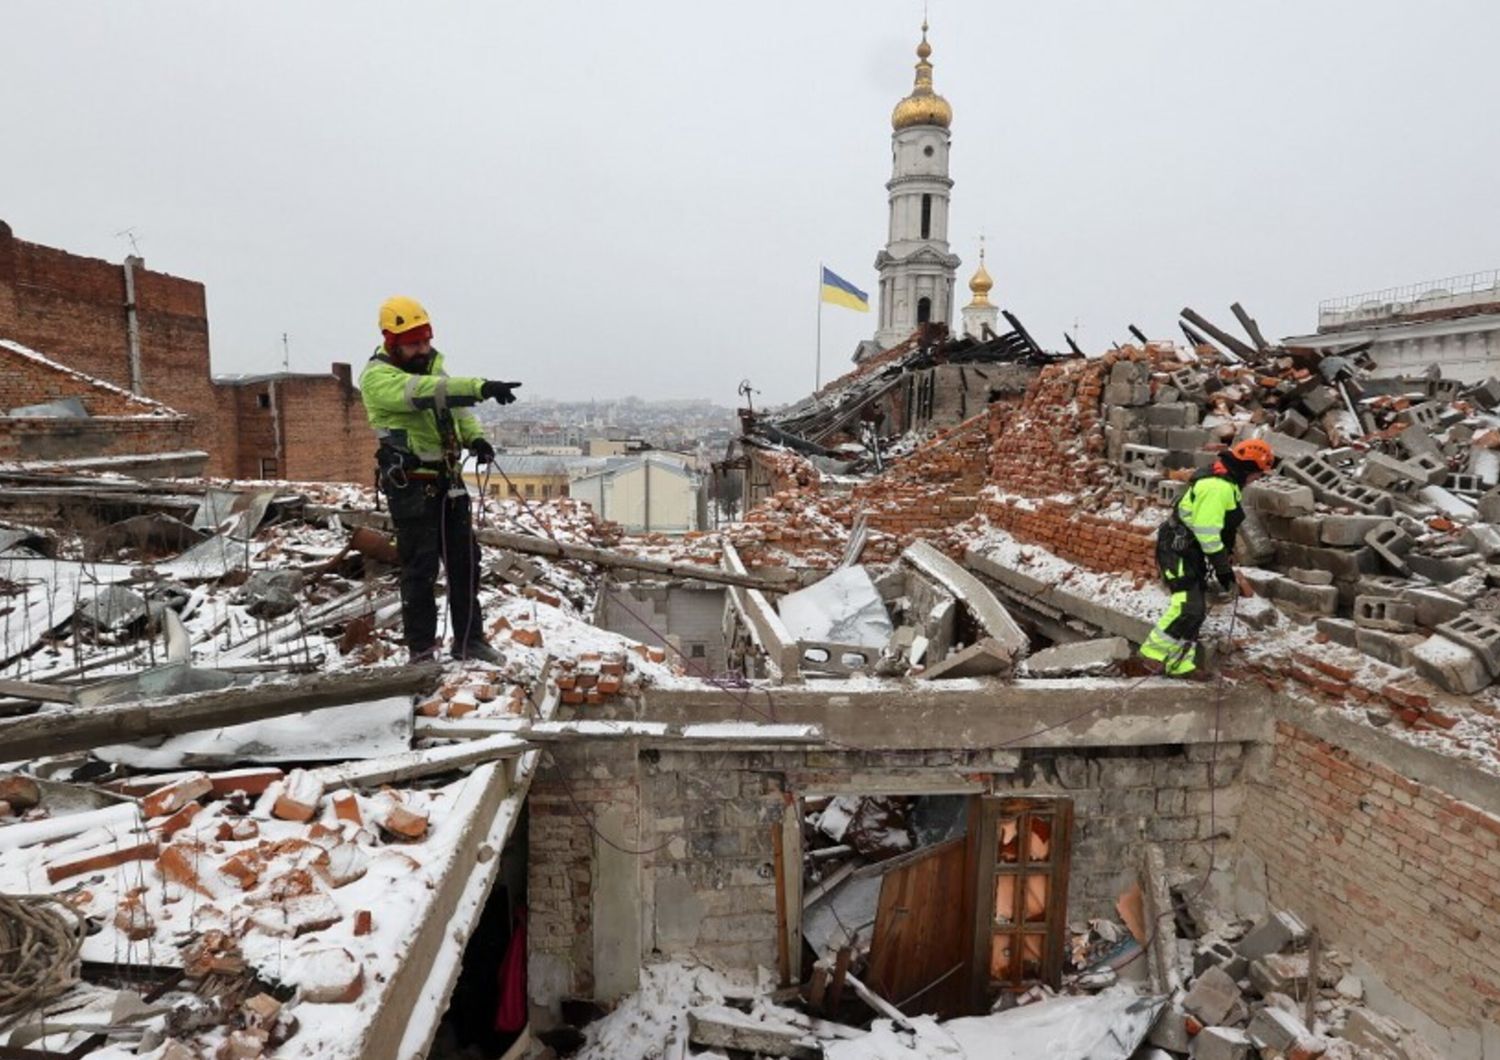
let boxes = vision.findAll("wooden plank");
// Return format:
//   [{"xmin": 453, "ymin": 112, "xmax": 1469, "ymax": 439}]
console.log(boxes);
[
  {"xmin": 827, "ymin": 945, "xmax": 852, "ymax": 1012},
  {"xmin": 866, "ymin": 836, "xmax": 971, "ymax": 1018},
  {"xmin": 0, "ymin": 678, "xmax": 75, "ymax": 705},
  {"xmin": 1044, "ymin": 800, "xmax": 1075, "ymax": 989},
  {"xmin": 772, "ymin": 816, "xmax": 791, "ymax": 986},
  {"xmin": 308, "ymin": 733, "xmax": 530, "ymax": 790},
  {"xmin": 844, "ymin": 972, "xmax": 916, "ymax": 1031},
  {"xmin": 967, "ymin": 796, "xmax": 999, "ymax": 1015},
  {"xmin": 780, "ymin": 798, "xmax": 803, "ymax": 986},
  {"xmin": 0, "ymin": 665, "xmax": 441, "ymax": 763},
  {"xmin": 807, "ymin": 960, "xmax": 830, "ymax": 1013},
  {"xmin": 306, "ymin": 504, "xmax": 793, "ymax": 593}
]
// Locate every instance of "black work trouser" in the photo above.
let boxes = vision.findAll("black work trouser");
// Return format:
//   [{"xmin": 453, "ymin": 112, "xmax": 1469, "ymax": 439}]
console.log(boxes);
[{"xmin": 385, "ymin": 479, "xmax": 482, "ymax": 654}]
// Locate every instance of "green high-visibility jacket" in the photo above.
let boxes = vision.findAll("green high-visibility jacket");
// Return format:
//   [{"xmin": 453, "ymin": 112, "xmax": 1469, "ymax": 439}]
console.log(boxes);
[
  {"xmin": 1176, "ymin": 474, "xmax": 1242, "ymax": 556},
  {"xmin": 359, "ymin": 347, "xmax": 486, "ymax": 463}
]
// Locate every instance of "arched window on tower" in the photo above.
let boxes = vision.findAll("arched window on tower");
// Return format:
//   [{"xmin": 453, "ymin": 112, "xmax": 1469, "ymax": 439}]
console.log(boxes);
[
  {"xmin": 920, "ymin": 194, "xmax": 932, "ymax": 239},
  {"xmin": 917, "ymin": 296, "xmax": 932, "ymax": 324}
]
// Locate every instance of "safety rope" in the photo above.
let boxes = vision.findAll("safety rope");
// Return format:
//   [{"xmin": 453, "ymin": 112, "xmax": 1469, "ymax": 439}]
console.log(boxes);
[{"xmin": 0, "ymin": 894, "xmax": 87, "ymax": 1028}]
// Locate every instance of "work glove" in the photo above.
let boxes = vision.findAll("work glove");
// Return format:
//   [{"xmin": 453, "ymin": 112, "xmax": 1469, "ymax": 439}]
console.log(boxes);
[
  {"xmin": 481, "ymin": 380, "xmax": 522, "ymax": 405},
  {"xmin": 1210, "ymin": 553, "xmax": 1235, "ymax": 592},
  {"xmin": 469, "ymin": 438, "xmax": 496, "ymax": 465}
]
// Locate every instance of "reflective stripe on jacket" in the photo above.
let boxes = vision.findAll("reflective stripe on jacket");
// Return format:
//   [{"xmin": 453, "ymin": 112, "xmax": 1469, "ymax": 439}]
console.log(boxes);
[
  {"xmin": 359, "ymin": 347, "xmax": 485, "ymax": 462},
  {"xmin": 1175, "ymin": 474, "xmax": 1241, "ymax": 556}
]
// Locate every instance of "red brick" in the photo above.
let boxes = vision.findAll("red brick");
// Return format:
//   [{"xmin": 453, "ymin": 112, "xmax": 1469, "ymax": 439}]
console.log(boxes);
[
  {"xmin": 46, "ymin": 840, "xmax": 159, "ymax": 884},
  {"xmin": 140, "ymin": 773, "xmax": 213, "ymax": 819}
]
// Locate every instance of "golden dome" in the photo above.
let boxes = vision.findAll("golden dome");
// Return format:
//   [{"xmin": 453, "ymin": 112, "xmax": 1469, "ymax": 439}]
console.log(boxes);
[
  {"xmin": 891, "ymin": 21, "xmax": 952, "ymax": 131},
  {"xmin": 967, "ymin": 241, "xmax": 994, "ymax": 307}
]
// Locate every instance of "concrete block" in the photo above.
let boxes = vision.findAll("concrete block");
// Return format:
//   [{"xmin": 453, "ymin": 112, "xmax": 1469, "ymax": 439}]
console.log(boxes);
[
  {"xmin": 1121, "ymin": 443, "xmax": 1170, "ymax": 471},
  {"xmin": 1191, "ymin": 1026, "xmax": 1252, "ymax": 1060},
  {"xmin": 1193, "ymin": 940, "xmax": 1238, "ymax": 977},
  {"xmin": 1406, "ymin": 550, "xmax": 1481, "ymax": 584},
  {"xmin": 1300, "ymin": 385, "xmax": 1339, "ymax": 416},
  {"xmin": 1446, "ymin": 472, "xmax": 1484, "ymax": 495},
  {"xmin": 1396, "ymin": 424, "xmax": 1440, "ymax": 459},
  {"xmin": 1360, "ymin": 452, "xmax": 1431, "ymax": 492},
  {"xmin": 1123, "ymin": 466, "xmax": 1163, "ymax": 496},
  {"xmin": 1263, "ymin": 430, "xmax": 1323, "ymax": 461},
  {"xmin": 1288, "ymin": 567, "xmax": 1333, "ymax": 586},
  {"xmin": 1147, "ymin": 1000, "xmax": 1192, "ymax": 1054},
  {"xmin": 1481, "ymin": 488, "xmax": 1500, "ymax": 523},
  {"xmin": 1273, "ymin": 541, "xmax": 1376, "ymax": 581},
  {"xmin": 1319, "ymin": 514, "xmax": 1388, "ymax": 547},
  {"xmin": 1109, "ymin": 360, "xmax": 1144, "ymax": 385},
  {"xmin": 1155, "ymin": 478, "xmax": 1187, "ymax": 505},
  {"xmin": 1464, "ymin": 376, "xmax": 1500, "ymax": 410},
  {"xmin": 1105, "ymin": 425, "xmax": 1149, "ymax": 462},
  {"xmin": 1236, "ymin": 910, "xmax": 1307, "ymax": 961},
  {"xmin": 1166, "ymin": 427, "xmax": 1214, "ymax": 452},
  {"xmin": 1436, "ymin": 612, "xmax": 1500, "ymax": 676},
  {"xmin": 1183, "ymin": 965, "xmax": 1241, "ymax": 1025},
  {"xmin": 1354, "ymin": 596, "xmax": 1417, "ymax": 632},
  {"xmin": 1397, "ymin": 401, "xmax": 1444, "ymax": 431},
  {"xmin": 1401, "ymin": 586, "xmax": 1467, "ymax": 627},
  {"xmin": 1105, "ymin": 381, "xmax": 1151, "ymax": 407},
  {"xmin": 1315, "ymin": 617, "xmax": 1359, "ymax": 649},
  {"xmin": 1269, "ymin": 576, "xmax": 1340, "ymax": 615},
  {"xmin": 1146, "ymin": 402, "xmax": 1199, "ymax": 428},
  {"xmin": 1244, "ymin": 477, "xmax": 1315, "ymax": 517},
  {"xmin": 1355, "ymin": 627, "xmax": 1424, "ymax": 668},
  {"xmin": 1463, "ymin": 523, "xmax": 1500, "ymax": 559},
  {"xmin": 1364, "ymin": 521, "xmax": 1414, "ymax": 576},
  {"xmin": 1250, "ymin": 952, "xmax": 1310, "ymax": 996},
  {"xmin": 1022, "ymin": 637, "xmax": 1130, "ymax": 677},
  {"xmin": 1411, "ymin": 634, "xmax": 1492, "ymax": 694},
  {"xmin": 1287, "ymin": 454, "xmax": 1393, "ymax": 513},
  {"xmin": 1247, "ymin": 1008, "xmax": 1311, "ymax": 1054},
  {"xmin": 1278, "ymin": 408, "xmax": 1311, "ymax": 437},
  {"xmin": 1235, "ymin": 508, "xmax": 1276, "ymax": 565}
]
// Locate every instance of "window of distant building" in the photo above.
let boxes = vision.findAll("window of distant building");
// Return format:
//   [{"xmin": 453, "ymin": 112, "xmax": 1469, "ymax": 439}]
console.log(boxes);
[
  {"xmin": 920, "ymin": 194, "xmax": 932, "ymax": 239},
  {"xmin": 918, "ymin": 296, "xmax": 932, "ymax": 324},
  {"xmin": 690, "ymin": 643, "xmax": 706, "ymax": 659},
  {"xmin": 257, "ymin": 392, "xmax": 270, "ymax": 409},
  {"xmin": 525, "ymin": 483, "xmax": 536, "ymax": 497},
  {"xmin": 259, "ymin": 457, "xmax": 276, "ymax": 478},
  {"xmin": 542, "ymin": 484, "xmax": 552, "ymax": 498},
  {"xmin": 509, "ymin": 485, "xmax": 519, "ymax": 497}
]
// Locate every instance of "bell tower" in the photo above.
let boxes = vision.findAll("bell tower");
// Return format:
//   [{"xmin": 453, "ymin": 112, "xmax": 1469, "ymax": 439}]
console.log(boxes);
[{"xmin": 873, "ymin": 20, "xmax": 961, "ymax": 351}]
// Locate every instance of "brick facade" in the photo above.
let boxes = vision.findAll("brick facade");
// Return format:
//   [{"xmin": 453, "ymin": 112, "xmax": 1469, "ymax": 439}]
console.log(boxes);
[
  {"xmin": 1239, "ymin": 722, "xmax": 1500, "ymax": 1044},
  {"xmin": 0, "ymin": 221, "xmax": 376, "ymax": 483},
  {"xmin": 0, "ymin": 341, "xmax": 197, "ymax": 463}
]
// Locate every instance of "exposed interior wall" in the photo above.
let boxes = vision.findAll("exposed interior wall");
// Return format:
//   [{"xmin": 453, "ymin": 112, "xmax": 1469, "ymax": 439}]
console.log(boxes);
[
  {"xmin": 526, "ymin": 739, "xmax": 1248, "ymax": 1022},
  {"xmin": 1238, "ymin": 720, "xmax": 1500, "ymax": 1057},
  {"xmin": 596, "ymin": 580, "xmax": 729, "ymax": 676}
]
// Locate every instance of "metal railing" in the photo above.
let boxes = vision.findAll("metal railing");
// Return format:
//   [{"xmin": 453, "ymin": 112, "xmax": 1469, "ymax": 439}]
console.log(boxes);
[{"xmin": 1318, "ymin": 268, "xmax": 1500, "ymax": 327}]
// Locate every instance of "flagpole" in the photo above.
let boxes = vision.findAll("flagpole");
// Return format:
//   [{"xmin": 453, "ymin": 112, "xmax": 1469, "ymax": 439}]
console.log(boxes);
[{"xmin": 815, "ymin": 262, "xmax": 823, "ymax": 392}]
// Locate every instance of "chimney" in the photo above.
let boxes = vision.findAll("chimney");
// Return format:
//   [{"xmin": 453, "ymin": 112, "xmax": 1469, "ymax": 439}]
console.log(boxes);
[{"xmin": 331, "ymin": 362, "xmax": 353, "ymax": 391}]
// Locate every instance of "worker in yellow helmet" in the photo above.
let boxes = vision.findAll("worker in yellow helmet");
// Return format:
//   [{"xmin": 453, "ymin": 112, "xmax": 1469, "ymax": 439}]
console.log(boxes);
[
  {"xmin": 359, "ymin": 296, "xmax": 521, "ymax": 664},
  {"xmin": 1140, "ymin": 438, "xmax": 1275, "ymax": 678}
]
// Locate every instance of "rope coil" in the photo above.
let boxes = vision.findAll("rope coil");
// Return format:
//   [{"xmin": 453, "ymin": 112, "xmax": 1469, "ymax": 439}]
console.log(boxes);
[{"xmin": 0, "ymin": 894, "xmax": 87, "ymax": 1028}]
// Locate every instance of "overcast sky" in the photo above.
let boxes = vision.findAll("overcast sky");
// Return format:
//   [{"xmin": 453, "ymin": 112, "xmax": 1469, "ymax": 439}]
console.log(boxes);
[{"xmin": 5, "ymin": 1, "xmax": 1498, "ymax": 407}]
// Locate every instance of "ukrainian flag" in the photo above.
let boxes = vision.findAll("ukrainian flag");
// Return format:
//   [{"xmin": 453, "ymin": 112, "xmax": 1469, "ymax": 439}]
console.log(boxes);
[{"xmin": 820, "ymin": 267, "xmax": 870, "ymax": 312}]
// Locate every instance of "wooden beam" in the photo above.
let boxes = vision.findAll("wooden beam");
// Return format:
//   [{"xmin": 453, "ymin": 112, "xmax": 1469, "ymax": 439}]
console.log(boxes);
[
  {"xmin": 1179, "ymin": 308, "xmax": 1258, "ymax": 362},
  {"xmin": 0, "ymin": 665, "xmax": 440, "ymax": 763},
  {"xmin": 308, "ymin": 733, "xmax": 530, "ymax": 790},
  {"xmin": 845, "ymin": 972, "xmax": 916, "ymax": 1030},
  {"xmin": 306, "ymin": 504, "xmax": 793, "ymax": 593},
  {"xmin": 828, "ymin": 945, "xmax": 853, "ymax": 1011},
  {"xmin": 1230, "ymin": 302, "xmax": 1271, "ymax": 352},
  {"xmin": 0, "ymin": 678, "xmax": 75, "ymax": 705}
]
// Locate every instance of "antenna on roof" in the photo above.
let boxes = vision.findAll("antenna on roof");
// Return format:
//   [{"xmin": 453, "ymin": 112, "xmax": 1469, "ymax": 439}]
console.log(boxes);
[
  {"xmin": 114, "ymin": 227, "xmax": 142, "ymax": 257},
  {"xmin": 282, "ymin": 333, "xmax": 291, "ymax": 373}
]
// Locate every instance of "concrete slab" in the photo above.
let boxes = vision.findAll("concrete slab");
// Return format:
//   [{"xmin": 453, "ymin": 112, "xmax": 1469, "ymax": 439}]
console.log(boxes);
[
  {"xmin": 1021, "ymin": 637, "xmax": 1131, "ymax": 677},
  {"xmin": 965, "ymin": 549, "xmax": 1154, "ymax": 644},
  {"xmin": 920, "ymin": 638, "xmax": 1012, "ymax": 680},
  {"xmin": 905, "ymin": 541, "xmax": 1029, "ymax": 658}
]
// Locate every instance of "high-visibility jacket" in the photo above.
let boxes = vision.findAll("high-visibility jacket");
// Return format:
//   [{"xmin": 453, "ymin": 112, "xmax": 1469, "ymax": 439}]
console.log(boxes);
[
  {"xmin": 1176, "ymin": 473, "xmax": 1242, "ymax": 558},
  {"xmin": 359, "ymin": 347, "xmax": 486, "ymax": 465}
]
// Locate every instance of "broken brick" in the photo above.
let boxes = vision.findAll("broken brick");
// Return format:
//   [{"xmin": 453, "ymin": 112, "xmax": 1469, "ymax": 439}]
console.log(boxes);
[
  {"xmin": 46, "ymin": 840, "xmax": 160, "ymax": 885},
  {"xmin": 218, "ymin": 853, "xmax": 260, "ymax": 890},
  {"xmin": 140, "ymin": 772, "xmax": 213, "ymax": 818},
  {"xmin": 353, "ymin": 909, "xmax": 373, "ymax": 936},
  {"xmin": 376, "ymin": 803, "xmax": 429, "ymax": 841},
  {"xmin": 510, "ymin": 627, "xmax": 543, "ymax": 648},
  {"xmin": 0, "ymin": 773, "xmax": 42, "ymax": 812},
  {"xmin": 154, "ymin": 801, "xmax": 203, "ymax": 839},
  {"xmin": 272, "ymin": 769, "xmax": 324, "ymax": 823},
  {"xmin": 1290, "ymin": 651, "xmax": 1357, "ymax": 684},
  {"xmin": 297, "ymin": 946, "xmax": 364, "ymax": 1003},
  {"xmin": 597, "ymin": 675, "xmax": 622, "ymax": 695},
  {"xmin": 332, "ymin": 792, "xmax": 362, "ymax": 826},
  {"xmin": 114, "ymin": 900, "xmax": 155, "ymax": 941},
  {"xmin": 156, "ymin": 844, "xmax": 214, "ymax": 897}
]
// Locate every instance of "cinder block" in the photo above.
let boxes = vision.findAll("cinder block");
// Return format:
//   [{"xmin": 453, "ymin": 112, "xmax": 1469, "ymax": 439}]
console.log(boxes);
[
  {"xmin": 1436, "ymin": 612, "xmax": 1500, "ymax": 676},
  {"xmin": 1364, "ymin": 521, "xmax": 1413, "ymax": 576},
  {"xmin": 1446, "ymin": 472, "xmax": 1484, "ymax": 495},
  {"xmin": 1355, "ymin": 626, "xmax": 1424, "ymax": 668},
  {"xmin": 1273, "ymin": 541, "xmax": 1376, "ymax": 581},
  {"xmin": 1287, "ymin": 567, "xmax": 1333, "ymax": 586},
  {"xmin": 1319, "ymin": 514, "xmax": 1387, "ymax": 547},
  {"xmin": 1243, "ymin": 477, "xmax": 1315, "ymax": 517},
  {"xmin": 1145, "ymin": 402, "xmax": 1199, "ymax": 428},
  {"xmin": 1464, "ymin": 523, "xmax": 1500, "ymax": 559},
  {"xmin": 1121, "ymin": 443, "xmax": 1170, "ymax": 471},
  {"xmin": 1109, "ymin": 360, "xmax": 1144, "ymax": 385},
  {"xmin": 1104, "ymin": 381, "xmax": 1151, "ymax": 407},
  {"xmin": 1481, "ymin": 488, "xmax": 1500, "ymax": 523},
  {"xmin": 1166, "ymin": 427, "xmax": 1213, "ymax": 452},
  {"xmin": 1236, "ymin": 910, "xmax": 1306, "ymax": 960},
  {"xmin": 1411, "ymin": 633, "xmax": 1492, "ymax": 694},
  {"xmin": 1406, "ymin": 550, "xmax": 1482, "ymax": 584},
  {"xmin": 1360, "ymin": 452, "xmax": 1430, "ymax": 492},
  {"xmin": 1192, "ymin": 1026, "xmax": 1251, "ymax": 1060},
  {"xmin": 1122, "ymin": 466, "xmax": 1162, "ymax": 496},
  {"xmin": 1401, "ymin": 585, "xmax": 1467, "ymax": 627},
  {"xmin": 1300, "ymin": 386, "xmax": 1339, "ymax": 416},
  {"xmin": 1464, "ymin": 376, "xmax": 1500, "ymax": 410},
  {"xmin": 1247, "ymin": 1008, "xmax": 1311, "ymax": 1055},
  {"xmin": 1107, "ymin": 405, "xmax": 1145, "ymax": 429},
  {"xmin": 1277, "ymin": 408, "xmax": 1311, "ymax": 437},
  {"xmin": 1155, "ymin": 478, "xmax": 1187, "ymax": 505},
  {"xmin": 1249, "ymin": 952, "xmax": 1310, "ymax": 996},
  {"xmin": 1270, "ymin": 576, "xmax": 1339, "ymax": 615},
  {"xmin": 1354, "ymin": 595, "xmax": 1416, "ymax": 632},
  {"xmin": 1396, "ymin": 424, "xmax": 1441, "ymax": 459},
  {"xmin": 1314, "ymin": 617, "xmax": 1359, "ymax": 649},
  {"xmin": 1396, "ymin": 401, "xmax": 1444, "ymax": 430},
  {"xmin": 1183, "ymin": 966, "xmax": 1241, "ymax": 1025}
]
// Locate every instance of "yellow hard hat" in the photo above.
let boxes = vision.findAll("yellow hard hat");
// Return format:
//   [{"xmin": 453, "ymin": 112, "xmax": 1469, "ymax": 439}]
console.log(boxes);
[{"xmin": 378, "ymin": 296, "xmax": 431, "ymax": 336}]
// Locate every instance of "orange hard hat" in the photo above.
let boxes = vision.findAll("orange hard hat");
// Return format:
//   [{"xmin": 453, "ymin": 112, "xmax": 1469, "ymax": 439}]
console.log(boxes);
[{"xmin": 1230, "ymin": 438, "xmax": 1275, "ymax": 472}]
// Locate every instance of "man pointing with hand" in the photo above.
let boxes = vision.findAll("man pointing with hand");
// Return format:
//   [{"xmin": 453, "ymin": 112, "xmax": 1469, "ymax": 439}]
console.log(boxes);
[{"xmin": 359, "ymin": 295, "xmax": 521, "ymax": 665}]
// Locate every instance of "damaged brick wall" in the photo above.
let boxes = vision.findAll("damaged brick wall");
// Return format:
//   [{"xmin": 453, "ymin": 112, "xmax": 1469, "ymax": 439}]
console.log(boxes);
[
  {"xmin": 1239, "ymin": 722, "xmax": 1500, "ymax": 1039},
  {"xmin": 526, "ymin": 740, "xmax": 1249, "ymax": 1012},
  {"xmin": 0, "ymin": 221, "xmax": 221, "ymax": 470}
]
